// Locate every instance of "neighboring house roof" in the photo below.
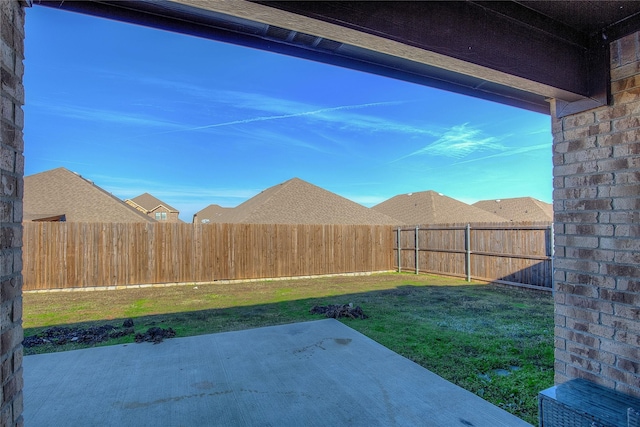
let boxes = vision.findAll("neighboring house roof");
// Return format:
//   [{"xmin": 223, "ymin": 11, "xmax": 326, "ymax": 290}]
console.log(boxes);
[
  {"xmin": 126, "ymin": 193, "xmax": 179, "ymax": 213},
  {"xmin": 23, "ymin": 167, "xmax": 156, "ymax": 223},
  {"xmin": 371, "ymin": 190, "xmax": 506, "ymax": 225},
  {"xmin": 193, "ymin": 204, "xmax": 233, "ymax": 224},
  {"xmin": 473, "ymin": 197, "xmax": 553, "ymax": 222},
  {"xmin": 203, "ymin": 178, "xmax": 399, "ymax": 225}
]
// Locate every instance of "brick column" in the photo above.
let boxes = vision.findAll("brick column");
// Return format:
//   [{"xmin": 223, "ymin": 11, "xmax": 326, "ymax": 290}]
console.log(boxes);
[
  {"xmin": 0, "ymin": 1, "xmax": 25, "ymax": 426},
  {"xmin": 552, "ymin": 31, "xmax": 640, "ymax": 396}
]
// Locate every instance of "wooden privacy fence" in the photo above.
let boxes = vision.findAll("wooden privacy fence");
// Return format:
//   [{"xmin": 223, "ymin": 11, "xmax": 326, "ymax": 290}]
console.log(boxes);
[
  {"xmin": 395, "ymin": 222, "xmax": 554, "ymax": 288},
  {"xmin": 23, "ymin": 222, "xmax": 395, "ymax": 291}
]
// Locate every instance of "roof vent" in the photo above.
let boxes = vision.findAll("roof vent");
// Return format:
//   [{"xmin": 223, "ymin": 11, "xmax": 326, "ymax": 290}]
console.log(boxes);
[
  {"xmin": 265, "ymin": 25, "xmax": 291, "ymax": 41},
  {"xmin": 496, "ymin": 199, "xmax": 501, "ymax": 203},
  {"xmin": 316, "ymin": 38, "xmax": 342, "ymax": 52},
  {"xmin": 292, "ymin": 31, "xmax": 318, "ymax": 47}
]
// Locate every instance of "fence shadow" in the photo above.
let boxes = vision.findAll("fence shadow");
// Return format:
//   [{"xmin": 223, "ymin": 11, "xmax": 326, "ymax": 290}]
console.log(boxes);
[{"xmin": 23, "ymin": 281, "xmax": 554, "ymax": 355}]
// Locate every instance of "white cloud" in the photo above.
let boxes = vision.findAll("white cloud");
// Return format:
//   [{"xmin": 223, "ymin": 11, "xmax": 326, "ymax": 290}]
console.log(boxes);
[
  {"xmin": 145, "ymin": 99, "xmax": 409, "ymax": 136},
  {"xmin": 395, "ymin": 123, "xmax": 506, "ymax": 161},
  {"xmin": 91, "ymin": 174, "xmax": 260, "ymax": 204},
  {"xmin": 29, "ymin": 100, "xmax": 183, "ymax": 129},
  {"xmin": 451, "ymin": 143, "xmax": 550, "ymax": 166}
]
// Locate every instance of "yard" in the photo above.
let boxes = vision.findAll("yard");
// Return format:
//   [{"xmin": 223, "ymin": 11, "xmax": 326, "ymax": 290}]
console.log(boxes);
[{"xmin": 23, "ymin": 273, "xmax": 553, "ymax": 425}]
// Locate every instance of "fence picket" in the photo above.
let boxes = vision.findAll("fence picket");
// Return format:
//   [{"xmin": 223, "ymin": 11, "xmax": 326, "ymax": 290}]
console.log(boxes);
[
  {"xmin": 395, "ymin": 222, "xmax": 553, "ymax": 288},
  {"xmin": 23, "ymin": 222, "xmax": 396, "ymax": 290}
]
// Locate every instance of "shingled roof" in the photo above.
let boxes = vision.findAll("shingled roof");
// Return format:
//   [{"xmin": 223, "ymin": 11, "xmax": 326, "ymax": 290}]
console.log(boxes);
[
  {"xmin": 126, "ymin": 193, "xmax": 179, "ymax": 213},
  {"xmin": 201, "ymin": 178, "xmax": 399, "ymax": 225},
  {"xmin": 371, "ymin": 190, "xmax": 506, "ymax": 226},
  {"xmin": 24, "ymin": 168, "xmax": 155, "ymax": 223},
  {"xmin": 473, "ymin": 197, "xmax": 553, "ymax": 222},
  {"xmin": 193, "ymin": 204, "xmax": 234, "ymax": 224}
]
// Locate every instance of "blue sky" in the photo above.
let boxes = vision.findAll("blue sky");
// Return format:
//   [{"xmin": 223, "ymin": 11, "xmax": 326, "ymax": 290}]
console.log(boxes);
[{"xmin": 24, "ymin": 6, "xmax": 552, "ymax": 221}]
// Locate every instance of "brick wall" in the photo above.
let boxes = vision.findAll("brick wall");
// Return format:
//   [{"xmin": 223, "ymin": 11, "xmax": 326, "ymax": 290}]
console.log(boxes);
[
  {"xmin": 0, "ymin": 1, "xmax": 25, "ymax": 426},
  {"xmin": 553, "ymin": 31, "xmax": 640, "ymax": 396}
]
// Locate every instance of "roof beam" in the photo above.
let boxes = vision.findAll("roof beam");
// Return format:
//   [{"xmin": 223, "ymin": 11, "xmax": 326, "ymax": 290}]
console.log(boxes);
[
  {"xmin": 36, "ymin": 0, "xmax": 619, "ymax": 117},
  {"xmin": 257, "ymin": 1, "xmax": 610, "ymax": 117}
]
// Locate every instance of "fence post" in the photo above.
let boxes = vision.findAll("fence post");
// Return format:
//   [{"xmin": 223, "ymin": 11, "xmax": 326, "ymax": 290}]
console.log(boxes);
[
  {"xmin": 415, "ymin": 226, "xmax": 419, "ymax": 275},
  {"xmin": 465, "ymin": 224, "xmax": 471, "ymax": 282},
  {"xmin": 397, "ymin": 227, "xmax": 401, "ymax": 273}
]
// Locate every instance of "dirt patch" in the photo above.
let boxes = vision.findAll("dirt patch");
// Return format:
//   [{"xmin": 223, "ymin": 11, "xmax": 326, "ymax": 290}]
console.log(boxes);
[
  {"xmin": 135, "ymin": 326, "xmax": 176, "ymax": 344},
  {"xmin": 23, "ymin": 319, "xmax": 177, "ymax": 348},
  {"xmin": 310, "ymin": 303, "xmax": 368, "ymax": 319},
  {"xmin": 23, "ymin": 324, "xmax": 134, "ymax": 348}
]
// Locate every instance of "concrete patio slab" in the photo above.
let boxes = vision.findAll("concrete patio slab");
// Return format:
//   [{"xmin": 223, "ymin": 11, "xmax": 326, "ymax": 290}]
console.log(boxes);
[{"xmin": 24, "ymin": 319, "xmax": 531, "ymax": 426}]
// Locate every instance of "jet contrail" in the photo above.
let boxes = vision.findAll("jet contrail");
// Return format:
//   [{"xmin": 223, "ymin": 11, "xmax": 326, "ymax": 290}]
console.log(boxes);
[{"xmin": 150, "ymin": 100, "xmax": 404, "ymax": 136}]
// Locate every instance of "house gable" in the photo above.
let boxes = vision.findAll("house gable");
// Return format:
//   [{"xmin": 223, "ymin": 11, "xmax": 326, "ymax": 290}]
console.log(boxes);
[
  {"xmin": 24, "ymin": 168, "xmax": 155, "ymax": 223},
  {"xmin": 372, "ymin": 190, "xmax": 506, "ymax": 225}
]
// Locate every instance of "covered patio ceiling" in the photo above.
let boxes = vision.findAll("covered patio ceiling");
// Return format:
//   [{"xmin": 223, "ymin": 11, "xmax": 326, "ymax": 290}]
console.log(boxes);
[{"xmin": 36, "ymin": 1, "xmax": 640, "ymax": 117}]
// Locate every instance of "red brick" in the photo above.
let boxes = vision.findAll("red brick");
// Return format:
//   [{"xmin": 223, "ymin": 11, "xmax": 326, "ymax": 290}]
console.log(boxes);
[
  {"xmin": 564, "ymin": 224, "xmax": 614, "ymax": 236},
  {"xmin": 0, "ymin": 276, "xmax": 19, "ymax": 300},
  {"xmin": 617, "ymin": 279, "xmax": 640, "ymax": 293},
  {"xmin": 614, "ymin": 251, "xmax": 640, "ymax": 264},
  {"xmin": 613, "ymin": 142, "xmax": 640, "ymax": 157},
  {"xmin": 565, "ymin": 248, "xmax": 614, "ymax": 261},
  {"xmin": 552, "ymin": 152, "xmax": 563, "ymax": 166},
  {"xmin": 563, "ymin": 112, "xmax": 595, "ymax": 129},
  {"xmin": 615, "ymin": 171, "xmax": 640, "ymax": 184},
  {"xmin": 600, "ymin": 339, "xmax": 640, "ymax": 360},
  {"xmin": 569, "ymin": 353, "xmax": 600, "ymax": 372},
  {"xmin": 614, "ymin": 330, "xmax": 640, "ymax": 347},
  {"xmin": 565, "ymin": 272, "xmax": 615, "ymax": 288},
  {"xmin": 556, "ymin": 303, "xmax": 600, "ymax": 323},
  {"xmin": 566, "ymin": 295, "xmax": 613, "ymax": 314},
  {"xmin": 614, "ymin": 87, "xmax": 640, "ymax": 105},
  {"xmin": 0, "ymin": 405, "xmax": 11, "ymax": 427},
  {"xmin": 0, "ymin": 326, "xmax": 21, "ymax": 354},
  {"xmin": 600, "ymin": 237, "xmax": 640, "ymax": 251},
  {"xmin": 602, "ymin": 263, "xmax": 640, "ymax": 278},
  {"xmin": 602, "ymin": 313, "xmax": 640, "ymax": 331},
  {"xmin": 589, "ymin": 122, "xmax": 611, "ymax": 136},
  {"xmin": 614, "ymin": 304, "xmax": 640, "ymax": 322},
  {"xmin": 553, "ymin": 160, "xmax": 598, "ymax": 177},
  {"xmin": 612, "ymin": 75, "xmax": 640, "ymax": 93},
  {"xmin": 566, "ymin": 365, "xmax": 610, "ymax": 386},
  {"xmin": 563, "ymin": 127, "xmax": 591, "ymax": 141},
  {"xmin": 554, "ymin": 256, "xmax": 599, "ymax": 272},
  {"xmin": 564, "ymin": 146, "xmax": 612, "ymax": 163},
  {"xmin": 601, "ymin": 288, "xmax": 640, "ymax": 304},
  {"xmin": 567, "ymin": 342, "xmax": 598, "ymax": 359},
  {"xmin": 595, "ymin": 104, "xmax": 628, "ymax": 121},
  {"xmin": 556, "ymin": 282, "xmax": 599, "ymax": 297},
  {"xmin": 613, "ymin": 115, "xmax": 640, "ymax": 131},
  {"xmin": 555, "ymin": 211, "xmax": 599, "ymax": 223},
  {"xmin": 555, "ymin": 362, "xmax": 568, "ymax": 379},
  {"xmin": 11, "ymin": 392, "xmax": 21, "ymax": 425},
  {"xmin": 599, "ymin": 156, "xmax": 640, "ymax": 173},
  {"xmin": 598, "ymin": 129, "xmax": 640, "ymax": 145},
  {"xmin": 602, "ymin": 364, "xmax": 630, "ymax": 383},
  {"xmin": 618, "ymin": 33, "xmax": 640, "ymax": 66},
  {"xmin": 565, "ymin": 173, "xmax": 614, "ymax": 188},
  {"xmin": 563, "ymin": 328, "xmax": 600, "ymax": 348}
]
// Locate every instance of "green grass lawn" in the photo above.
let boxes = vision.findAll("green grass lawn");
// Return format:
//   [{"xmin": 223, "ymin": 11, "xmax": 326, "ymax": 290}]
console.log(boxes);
[{"xmin": 23, "ymin": 273, "xmax": 553, "ymax": 424}]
